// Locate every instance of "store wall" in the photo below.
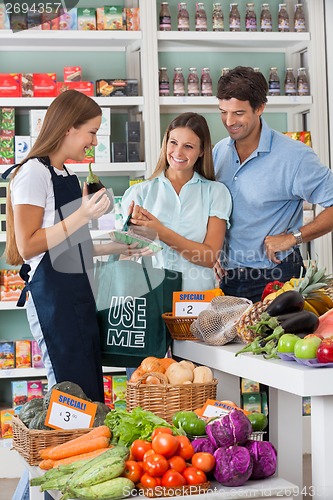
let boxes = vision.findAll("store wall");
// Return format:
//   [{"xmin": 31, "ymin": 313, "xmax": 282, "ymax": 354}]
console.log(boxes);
[{"xmin": 325, "ymin": 0, "xmax": 332, "ymax": 170}]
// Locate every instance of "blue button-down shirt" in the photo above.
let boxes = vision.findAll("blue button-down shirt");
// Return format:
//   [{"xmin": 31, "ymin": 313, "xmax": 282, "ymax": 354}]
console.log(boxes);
[
  {"xmin": 122, "ymin": 171, "xmax": 232, "ymax": 290},
  {"xmin": 213, "ymin": 118, "xmax": 333, "ymax": 269}
]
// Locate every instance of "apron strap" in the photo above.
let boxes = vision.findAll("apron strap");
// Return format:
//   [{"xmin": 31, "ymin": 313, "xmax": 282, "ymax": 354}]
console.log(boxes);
[
  {"xmin": 1, "ymin": 164, "xmax": 19, "ymax": 180},
  {"xmin": 16, "ymin": 263, "xmax": 31, "ymax": 307}
]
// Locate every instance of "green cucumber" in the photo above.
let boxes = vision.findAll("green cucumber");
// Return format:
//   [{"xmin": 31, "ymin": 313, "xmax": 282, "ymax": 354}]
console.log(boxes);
[{"xmin": 67, "ymin": 477, "xmax": 134, "ymax": 499}]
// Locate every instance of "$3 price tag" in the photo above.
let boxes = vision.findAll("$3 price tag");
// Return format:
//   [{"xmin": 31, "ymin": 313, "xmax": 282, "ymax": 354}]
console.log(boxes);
[{"xmin": 45, "ymin": 389, "xmax": 97, "ymax": 430}]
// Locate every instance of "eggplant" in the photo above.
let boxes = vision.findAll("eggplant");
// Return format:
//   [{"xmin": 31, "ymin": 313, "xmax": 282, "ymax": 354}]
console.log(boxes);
[
  {"xmin": 277, "ymin": 310, "xmax": 319, "ymax": 336},
  {"xmin": 86, "ymin": 162, "xmax": 113, "ymax": 213},
  {"xmin": 266, "ymin": 290, "xmax": 304, "ymax": 317}
]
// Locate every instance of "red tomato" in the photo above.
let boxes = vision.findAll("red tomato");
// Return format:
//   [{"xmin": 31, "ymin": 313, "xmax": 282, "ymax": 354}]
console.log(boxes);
[
  {"xmin": 143, "ymin": 449, "xmax": 156, "ymax": 460},
  {"xmin": 143, "ymin": 453, "xmax": 169, "ymax": 477},
  {"xmin": 122, "ymin": 460, "xmax": 143, "ymax": 483},
  {"xmin": 191, "ymin": 452, "xmax": 215, "ymax": 473},
  {"xmin": 140, "ymin": 473, "xmax": 162, "ymax": 488},
  {"xmin": 317, "ymin": 338, "xmax": 333, "ymax": 363},
  {"xmin": 183, "ymin": 466, "xmax": 207, "ymax": 485},
  {"xmin": 152, "ymin": 433, "xmax": 179, "ymax": 458},
  {"xmin": 168, "ymin": 455, "xmax": 186, "ymax": 473},
  {"xmin": 161, "ymin": 469, "xmax": 186, "ymax": 487},
  {"xmin": 175, "ymin": 435, "xmax": 194, "ymax": 461},
  {"xmin": 131, "ymin": 440, "xmax": 152, "ymax": 461},
  {"xmin": 151, "ymin": 427, "xmax": 173, "ymax": 440}
]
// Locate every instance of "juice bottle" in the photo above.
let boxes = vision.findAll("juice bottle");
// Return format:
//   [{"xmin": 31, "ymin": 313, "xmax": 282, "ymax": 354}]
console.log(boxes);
[
  {"xmin": 297, "ymin": 67, "xmax": 309, "ymax": 96},
  {"xmin": 294, "ymin": 3, "xmax": 306, "ymax": 32},
  {"xmin": 173, "ymin": 67, "xmax": 185, "ymax": 96},
  {"xmin": 284, "ymin": 68, "xmax": 296, "ymax": 96},
  {"xmin": 268, "ymin": 67, "xmax": 280, "ymax": 96},
  {"xmin": 201, "ymin": 68, "xmax": 213, "ymax": 96},
  {"xmin": 245, "ymin": 3, "xmax": 257, "ymax": 32},
  {"xmin": 195, "ymin": 3, "xmax": 207, "ymax": 32},
  {"xmin": 187, "ymin": 67, "xmax": 200, "ymax": 96},
  {"xmin": 278, "ymin": 3, "xmax": 290, "ymax": 32},
  {"xmin": 212, "ymin": 3, "xmax": 224, "ymax": 32},
  {"xmin": 159, "ymin": 67, "xmax": 170, "ymax": 96},
  {"xmin": 229, "ymin": 3, "xmax": 240, "ymax": 32},
  {"xmin": 159, "ymin": 2, "xmax": 171, "ymax": 31},
  {"xmin": 260, "ymin": 3, "xmax": 272, "ymax": 32},
  {"xmin": 178, "ymin": 2, "xmax": 189, "ymax": 31}
]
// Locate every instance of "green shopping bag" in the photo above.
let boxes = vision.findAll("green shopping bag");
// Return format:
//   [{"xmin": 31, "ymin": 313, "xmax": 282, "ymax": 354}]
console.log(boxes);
[{"xmin": 95, "ymin": 257, "xmax": 182, "ymax": 367}]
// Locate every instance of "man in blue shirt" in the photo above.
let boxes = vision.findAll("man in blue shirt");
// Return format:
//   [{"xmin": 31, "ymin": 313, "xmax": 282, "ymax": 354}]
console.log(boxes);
[{"xmin": 213, "ymin": 66, "xmax": 333, "ymax": 302}]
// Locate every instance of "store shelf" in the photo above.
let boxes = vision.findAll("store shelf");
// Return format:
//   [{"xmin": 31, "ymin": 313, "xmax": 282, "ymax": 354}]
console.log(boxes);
[
  {"xmin": 0, "ymin": 96, "xmax": 144, "ymax": 108},
  {"xmin": 0, "ymin": 29, "xmax": 142, "ymax": 51},
  {"xmin": 0, "ymin": 366, "xmax": 125, "ymax": 379},
  {"xmin": 159, "ymin": 95, "xmax": 312, "ymax": 109}
]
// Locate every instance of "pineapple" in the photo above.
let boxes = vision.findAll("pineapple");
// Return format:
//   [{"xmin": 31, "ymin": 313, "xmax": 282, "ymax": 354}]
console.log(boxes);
[{"xmin": 236, "ymin": 261, "xmax": 333, "ymax": 344}]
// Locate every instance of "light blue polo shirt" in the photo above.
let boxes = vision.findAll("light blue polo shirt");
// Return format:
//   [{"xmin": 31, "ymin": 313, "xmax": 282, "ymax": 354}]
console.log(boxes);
[
  {"xmin": 213, "ymin": 118, "xmax": 333, "ymax": 270},
  {"xmin": 122, "ymin": 171, "xmax": 232, "ymax": 290}
]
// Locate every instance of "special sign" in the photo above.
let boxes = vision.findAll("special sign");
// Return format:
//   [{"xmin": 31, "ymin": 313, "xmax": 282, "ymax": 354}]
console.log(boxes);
[{"xmin": 45, "ymin": 389, "xmax": 97, "ymax": 430}]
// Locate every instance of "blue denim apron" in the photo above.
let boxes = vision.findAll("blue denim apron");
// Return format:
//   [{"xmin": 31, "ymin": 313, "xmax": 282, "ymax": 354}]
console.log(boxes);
[{"xmin": 4, "ymin": 158, "xmax": 104, "ymax": 402}]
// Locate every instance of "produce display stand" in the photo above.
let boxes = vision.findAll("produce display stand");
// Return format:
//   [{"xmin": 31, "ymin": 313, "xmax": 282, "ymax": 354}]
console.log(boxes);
[{"xmin": 173, "ymin": 340, "xmax": 333, "ymax": 500}]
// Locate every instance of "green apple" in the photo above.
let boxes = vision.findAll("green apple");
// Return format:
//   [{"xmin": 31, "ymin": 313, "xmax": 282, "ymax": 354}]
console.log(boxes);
[
  {"xmin": 278, "ymin": 334, "xmax": 300, "ymax": 353},
  {"xmin": 294, "ymin": 337, "xmax": 322, "ymax": 359}
]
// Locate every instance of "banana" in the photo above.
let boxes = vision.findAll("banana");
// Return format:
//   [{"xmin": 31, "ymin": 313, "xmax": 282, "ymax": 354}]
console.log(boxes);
[{"xmin": 303, "ymin": 300, "xmax": 321, "ymax": 316}]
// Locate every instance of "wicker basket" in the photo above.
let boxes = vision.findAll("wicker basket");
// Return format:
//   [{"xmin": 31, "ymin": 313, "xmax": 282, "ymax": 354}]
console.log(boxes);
[
  {"xmin": 126, "ymin": 372, "xmax": 218, "ymax": 424},
  {"xmin": 12, "ymin": 415, "xmax": 91, "ymax": 465},
  {"xmin": 162, "ymin": 312, "xmax": 197, "ymax": 341},
  {"xmin": 137, "ymin": 482, "xmax": 210, "ymax": 497}
]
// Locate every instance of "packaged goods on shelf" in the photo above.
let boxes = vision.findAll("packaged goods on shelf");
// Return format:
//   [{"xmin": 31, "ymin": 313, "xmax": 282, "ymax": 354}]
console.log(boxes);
[
  {"xmin": 22, "ymin": 73, "xmax": 33, "ymax": 97},
  {"xmin": 0, "ymin": 409, "xmax": 15, "ymax": 438},
  {"xmin": 0, "ymin": 214, "xmax": 6, "ymax": 232},
  {"xmin": 112, "ymin": 142, "xmax": 127, "ymax": 162},
  {"xmin": 33, "ymin": 73, "xmax": 57, "ymax": 98},
  {"xmin": 27, "ymin": 380, "xmax": 43, "ymax": 400},
  {"xmin": 12, "ymin": 380, "xmax": 28, "ymax": 411},
  {"xmin": 58, "ymin": 9, "xmax": 77, "ymax": 30},
  {"xmin": 95, "ymin": 136, "xmax": 111, "ymax": 163},
  {"xmin": 0, "ymin": 341, "xmax": 15, "ymax": 370},
  {"xmin": 64, "ymin": 66, "xmax": 82, "ymax": 82},
  {"xmin": 10, "ymin": 13, "xmax": 27, "ymax": 31},
  {"xmin": 283, "ymin": 131, "xmax": 312, "ymax": 147},
  {"xmin": 0, "ymin": 136, "xmax": 14, "ymax": 165},
  {"xmin": 0, "ymin": 184, "xmax": 7, "ymax": 230},
  {"xmin": 15, "ymin": 340, "xmax": 31, "ymax": 369},
  {"xmin": 96, "ymin": 79, "xmax": 139, "ymax": 97},
  {"xmin": 31, "ymin": 340, "xmax": 44, "ymax": 369},
  {"xmin": 56, "ymin": 81, "xmax": 94, "ymax": 96},
  {"xmin": 126, "ymin": 8, "xmax": 140, "ymax": 31},
  {"xmin": 100, "ymin": 108, "xmax": 111, "ymax": 135},
  {"xmin": 0, "ymin": 270, "xmax": 24, "ymax": 288},
  {"xmin": 96, "ymin": 7, "xmax": 104, "ymax": 30},
  {"xmin": 127, "ymin": 142, "xmax": 140, "ymax": 162},
  {"xmin": 242, "ymin": 393, "xmax": 262, "ymax": 413},
  {"xmin": 241, "ymin": 378, "xmax": 260, "ymax": 394},
  {"xmin": 29, "ymin": 109, "xmax": 47, "ymax": 137},
  {"xmin": 0, "ymin": 108, "xmax": 15, "ymax": 137},
  {"xmin": 15, "ymin": 136, "xmax": 31, "ymax": 163},
  {"xmin": 0, "ymin": 4, "xmax": 10, "ymax": 29},
  {"xmin": 126, "ymin": 121, "xmax": 141, "ymax": 143},
  {"xmin": 0, "ymin": 283, "xmax": 24, "ymax": 300},
  {"xmin": 27, "ymin": 11, "xmax": 42, "ymax": 30},
  {"xmin": 103, "ymin": 375, "xmax": 112, "ymax": 406},
  {"xmin": 104, "ymin": 6, "xmax": 124, "ymax": 30},
  {"xmin": 112, "ymin": 375, "xmax": 127, "ymax": 403},
  {"xmin": 0, "ymin": 74, "xmax": 21, "ymax": 97},
  {"xmin": 77, "ymin": 7, "xmax": 96, "ymax": 31}
]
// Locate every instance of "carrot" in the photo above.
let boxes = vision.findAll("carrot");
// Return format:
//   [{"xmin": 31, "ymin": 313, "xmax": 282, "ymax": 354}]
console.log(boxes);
[
  {"xmin": 52, "ymin": 446, "xmax": 111, "ymax": 468},
  {"xmin": 47, "ymin": 435, "xmax": 110, "ymax": 461},
  {"xmin": 39, "ymin": 459, "xmax": 55, "ymax": 470},
  {"xmin": 39, "ymin": 425, "xmax": 111, "ymax": 459}
]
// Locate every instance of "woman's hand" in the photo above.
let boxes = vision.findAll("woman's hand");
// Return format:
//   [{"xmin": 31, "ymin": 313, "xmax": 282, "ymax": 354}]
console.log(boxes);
[
  {"xmin": 130, "ymin": 206, "xmax": 160, "ymax": 241},
  {"xmin": 81, "ymin": 182, "xmax": 111, "ymax": 221}
]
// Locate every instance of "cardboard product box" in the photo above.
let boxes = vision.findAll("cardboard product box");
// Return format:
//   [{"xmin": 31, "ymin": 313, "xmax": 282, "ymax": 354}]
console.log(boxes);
[
  {"xmin": 41, "ymin": 379, "xmax": 49, "ymax": 396},
  {"xmin": 242, "ymin": 393, "xmax": 262, "ymax": 414},
  {"xmin": 27, "ymin": 380, "xmax": 43, "ymax": 400},
  {"xmin": 103, "ymin": 375, "xmax": 112, "ymax": 406},
  {"xmin": 22, "ymin": 73, "xmax": 34, "ymax": 97},
  {"xmin": 77, "ymin": 8, "xmax": 96, "ymax": 30},
  {"xmin": 0, "ymin": 409, "xmax": 15, "ymax": 439},
  {"xmin": 96, "ymin": 79, "xmax": 138, "ymax": 97},
  {"xmin": 0, "ymin": 74, "xmax": 21, "ymax": 98},
  {"xmin": 0, "ymin": 215, "xmax": 6, "ymax": 232},
  {"xmin": 114, "ymin": 400, "xmax": 126, "ymax": 410},
  {"xmin": 0, "ymin": 107, "xmax": 15, "ymax": 137},
  {"xmin": 100, "ymin": 108, "xmax": 111, "ymax": 135},
  {"xmin": 0, "ymin": 284, "xmax": 24, "ymax": 301},
  {"xmin": 0, "ymin": 269, "xmax": 24, "ymax": 287},
  {"xmin": 95, "ymin": 136, "xmax": 110, "ymax": 163},
  {"xmin": 96, "ymin": 7, "xmax": 104, "ymax": 30},
  {"xmin": 0, "ymin": 135, "xmax": 14, "ymax": 165},
  {"xmin": 31, "ymin": 340, "xmax": 44, "ymax": 369},
  {"xmin": 0, "ymin": 5, "xmax": 10, "ymax": 29},
  {"xmin": 241, "ymin": 378, "xmax": 260, "ymax": 394},
  {"xmin": 33, "ymin": 73, "xmax": 57, "ymax": 98},
  {"xmin": 112, "ymin": 375, "xmax": 127, "ymax": 403},
  {"xmin": 15, "ymin": 340, "xmax": 31, "ymax": 368},
  {"xmin": 104, "ymin": 6, "xmax": 124, "ymax": 30},
  {"xmin": 0, "ymin": 341, "xmax": 15, "ymax": 370},
  {"xmin": 127, "ymin": 142, "xmax": 140, "ymax": 162},
  {"xmin": 41, "ymin": 9, "xmax": 59, "ymax": 30},
  {"xmin": 15, "ymin": 136, "xmax": 31, "ymax": 163},
  {"xmin": 64, "ymin": 66, "xmax": 82, "ymax": 82},
  {"xmin": 11, "ymin": 380, "xmax": 28, "ymax": 408},
  {"xmin": 126, "ymin": 8, "xmax": 140, "ymax": 31},
  {"xmin": 58, "ymin": 9, "xmax": 77, "ymax": 30},
  {"xmin": 126, "ymin": 121, "xmax": 140, "ymax": 143},
  {"xmin": 10, "ymin": 13, "xmax": 27, "ymax": 31},
  {"xmin": 302, "ymin": 396, "xmax": 311, "ymax": 416},
  {"xmin": 112, "ymin": 142, "xmax": 127, "ymax": 163},
  {"xmin": 56, "ymin": 81, "xmax": 94, "ymax": 96},
  {"xmin": 27, "ymin": 11, "xmax": 42, "ymax": 30},
  {"xmin": 29, "ymin": 109, "xmax": 47, "ymax": 137}
]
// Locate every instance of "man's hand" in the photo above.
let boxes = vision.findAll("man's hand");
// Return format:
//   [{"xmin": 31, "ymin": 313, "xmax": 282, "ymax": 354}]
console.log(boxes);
[{"xmin": 264, "ymin": 232, "xmax": 297, "ymax": 263}]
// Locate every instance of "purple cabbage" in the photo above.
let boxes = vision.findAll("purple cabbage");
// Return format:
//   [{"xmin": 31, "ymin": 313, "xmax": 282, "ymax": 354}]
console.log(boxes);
[
  {"xmin": 213, "ymin": 445, "xmax": 253, "ymax": 487},
  {"xmin": 191, "ymin": 437, "xmax": 217, "ymax": 455},
  {"xmin": 244, "ymin": 440, "xmax": 277, "ymax": 479},
  {"xmin": 206, "ymin": 409, "xmax": 252, "ymax": 448}
]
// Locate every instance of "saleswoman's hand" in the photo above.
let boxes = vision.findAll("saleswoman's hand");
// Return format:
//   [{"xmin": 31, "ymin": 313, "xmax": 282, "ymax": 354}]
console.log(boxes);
[{"xmin": 81, "ymin": 182, "xmax": 111, "ymax": 221}]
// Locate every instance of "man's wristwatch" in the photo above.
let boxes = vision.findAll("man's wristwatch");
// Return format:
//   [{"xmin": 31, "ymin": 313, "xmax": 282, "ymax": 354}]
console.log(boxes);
[{"xmin": 292, "ymin": 229, "xmax": 303, "ymax": 246}]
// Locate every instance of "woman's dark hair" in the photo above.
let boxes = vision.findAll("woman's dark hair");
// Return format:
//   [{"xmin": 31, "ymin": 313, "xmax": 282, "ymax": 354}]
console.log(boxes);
[{"xmin": 217, "ymin": 66, "xmax": 268, "ymax": 111}]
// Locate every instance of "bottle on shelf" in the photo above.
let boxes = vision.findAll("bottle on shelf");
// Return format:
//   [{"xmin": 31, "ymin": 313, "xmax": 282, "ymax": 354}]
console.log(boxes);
[
  {"xmin": 159, "ymin": 67, "xmax": 170, "ymax": 96},
  {"xmin": 159, "ymin": 2, "xmax": 172, "ymax": 31},
  {"xmin": 177, "ymin": 2, "xmax": 190, "ymax": 31},
  {"xmin": 173, "ymin": 67, "xmax": 185, "ymax": 97},
  {"xmin": 284, "ymin": 68, "xmax": 296, "ymax": 96},
  {"xmin": 229, "ymin": 3, "xmax": 241, "ymax": 32},
  {"xmin": 245, "ymin": 3, "xmax": 257, "ymax": 32},
  {"xmin": 278, "ymin": 3, "xmax": 290, "ymax": 32},
  {"xmin": 297, "ymin": 67, "xmax": 310, "ymax": 96},
  {"xmin": 212, "ymin": 3, "xmax": 224, "ymax": 32},
  {"xmin": 260, "ymin": 3, "xmax": 272, "ymax": 32},
  {"xmin": 268, "ymin": 67, "xmax": 281, "ymax": 96},
  {"xmin": 294, "ymin": 3, "xmax": 306, "ymax": 32},
  {"xmin": 187, "ymin": 67, "xmax": 200, "ymax": 96},
  {"xmin": 221, "ymin": 67, "xmax": 230, "ymax": 76},
  {"xmin": 201, "ymin": 68, "xmax": 213, "ymax": 96},
  {"xmin": 195, "ymin": 3, "xmax": 207, "ymax": 32}
]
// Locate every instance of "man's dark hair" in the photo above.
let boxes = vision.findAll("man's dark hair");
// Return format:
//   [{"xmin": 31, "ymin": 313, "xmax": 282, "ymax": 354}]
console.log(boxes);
[{"xmin": 217, "ymin": 66, "xmax": 268, "ymax": 111}]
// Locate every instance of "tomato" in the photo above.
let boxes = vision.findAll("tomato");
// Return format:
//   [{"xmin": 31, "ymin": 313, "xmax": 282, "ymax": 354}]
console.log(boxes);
[
  {"xmin": 183, "ymin": 466, "xmax": 207, "ymax": 485},
  {"xmin": 122, "ymin": 460, "xmax": 143, "ymax": 483},
  {"xmin": 161, "ymin": 469, "xmax": 186, "ymax": 487},
  {"xmin": 175, "ymin": 435, "xmax": 194, "ymax": 461},
  {"xmin": 143, "ymin": 449, "xmax": 156, "ymax": 460},
  {"xmin": 294, "ymin": 337, "xmax": 321, "ymax": 359},
  {"xmin": 143, "ymin": 453, "xmax": 169, "ymax": 477},
  {"xmin": 317, "ymin": 338, "xmax": 333, "ymax": 363},
  {"xmin": 151, "ymin": 427, "xmax": 173, "ymax": 440},
  {"xmin": 131, "ymin": 440, "xmax": 152, "ymax": 461},
  {"xmin": 168, "ymin": 455, "xmax": 186, "ymax": 473},
  {"xmin": 277, "ymin": 333, "xmax": 300, "ymax": 353},
  {"xmin": 152, "ymin": 433, "xmax": 179, "ymax": 458},
  {"xmin": 191, "ymin": 452, "xmax": 215, "ymax": 473},
  {"xmin": 140, "ymin": 473, "xmax": 162, "ymax": 488}
]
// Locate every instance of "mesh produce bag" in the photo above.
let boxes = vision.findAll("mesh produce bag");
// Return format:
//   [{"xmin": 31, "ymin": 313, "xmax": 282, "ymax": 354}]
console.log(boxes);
[{"xmin": 190, "ymin": 296, "xmax": 253, "ymax": 346}]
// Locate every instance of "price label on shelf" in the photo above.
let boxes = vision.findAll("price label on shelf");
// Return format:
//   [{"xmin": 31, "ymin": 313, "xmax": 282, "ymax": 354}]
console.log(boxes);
[
  {"xmin": 172, "ymin": 289, "xmax": 223, "ymax": 317},
  {"xmin": 45, "ymin": 389, "xmax": 97, "ymax": 430},
  {"xmin": 174, "ymin": 301, "xmax": 210, "ymax": 317}
]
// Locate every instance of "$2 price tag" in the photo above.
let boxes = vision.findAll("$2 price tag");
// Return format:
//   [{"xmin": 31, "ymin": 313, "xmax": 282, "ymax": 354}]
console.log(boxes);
[{"xmin": 45, "ymin": 389, "xmax": 97, "ymax": 430}]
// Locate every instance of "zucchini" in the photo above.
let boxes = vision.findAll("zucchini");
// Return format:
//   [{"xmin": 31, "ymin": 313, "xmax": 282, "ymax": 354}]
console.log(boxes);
[
  {"xmin": 66, "ymin": 477, "xmax": 134, "ymax": 499},
  {"xmin": 266, "ymin": 290, "xmax": 304, "ymax": 317}
]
